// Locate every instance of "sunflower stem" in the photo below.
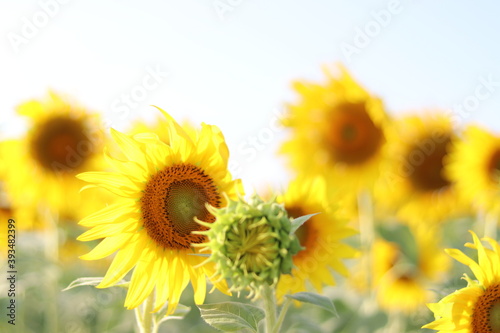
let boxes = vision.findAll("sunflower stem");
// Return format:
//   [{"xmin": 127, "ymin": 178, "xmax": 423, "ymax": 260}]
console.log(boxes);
[
  {"xmin": 357, "ymin": 190, "xmax": 377, "ymax": 315},
  {"xmin": 273, "ymin": 298, "xmax": 292, "ymax": 333},
  {"xmin": 136, "ymin": 292, "xmax": 156, "ymax": 333},
  {"xmin": 261, "ymin": 284, "xmax": 278, "ymax": 333},
  {"xmin": 484, "ymin": 210, "xmax": 498, "ymax": 239},
  {"xmin": 42, "ymin": 207, "xmax": 59, "ymax": 333}
]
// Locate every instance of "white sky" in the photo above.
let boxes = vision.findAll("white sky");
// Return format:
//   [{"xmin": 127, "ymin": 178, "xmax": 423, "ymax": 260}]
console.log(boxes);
[{"xmin": 1, "ymin": 0, "xmax": 500, "ymax": 191}]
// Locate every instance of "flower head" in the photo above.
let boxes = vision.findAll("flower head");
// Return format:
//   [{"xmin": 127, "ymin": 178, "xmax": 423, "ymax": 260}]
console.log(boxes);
[
  {"xmin": 1, "ymin": 91, "xmax": 111, "ymax": 226},
  {"xmin": 275, "ymin": 177, "xmax": 358, "ymax": 300},
  {"xmin": 281, "ymin": 64, "xmax": 389, "ymax": 193},
  {"xmin": 377, "ymin": 113, "xmax": 464, "ymax": 224},
  {"xmin": 447, "ymin": 125, "xmax": 500, "ymax": 214},
  {"xmin": 371, "ymin": 224, "xmax": 449, "ymax": 314},
  {"xmin": 77, "ymin": 108, "xmax": 242, "ymax": 315},
  {"xmin": 423, "ymin": 231, "xmax": 500, "ymax": 332},
  {"xmin": 198, "ymin": 194, "xmax": 302, "ymax": 298}
]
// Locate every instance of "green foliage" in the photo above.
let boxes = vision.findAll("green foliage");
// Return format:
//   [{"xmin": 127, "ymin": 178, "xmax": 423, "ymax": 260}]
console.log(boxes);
[{"xmin": 198, "ymin": 302, "xmax": 265, "ymax": 332}]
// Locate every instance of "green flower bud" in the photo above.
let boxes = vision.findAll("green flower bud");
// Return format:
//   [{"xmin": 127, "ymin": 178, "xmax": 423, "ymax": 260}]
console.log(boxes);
[{"xmin": 197, "ymin": 194, "xmax": 303, "ymax": 298}]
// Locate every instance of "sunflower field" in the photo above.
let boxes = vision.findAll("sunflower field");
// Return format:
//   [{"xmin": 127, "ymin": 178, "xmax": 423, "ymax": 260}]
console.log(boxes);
[{"xmin": 1, "ymin": 2, "xmax": 500, "ymax": 333}]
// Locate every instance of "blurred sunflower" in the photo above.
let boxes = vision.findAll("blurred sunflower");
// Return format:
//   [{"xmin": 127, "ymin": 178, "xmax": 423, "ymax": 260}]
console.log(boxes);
[
  {"xmin": 1, "ymin": 92, "xmax": 112, "ymax": 226},
  {"xmin": 377, "ymin": 113, "xmax": 464, "ymax": 224},
  {"xmin": 275, "ymin": 176, "xmax": 358, "ymax": 301},
  {"xmin": 423, "ymin": 231, "xmax": 500, "ymax": 332},
  {"xmin": 447, "ymin": 125, "xmax": 500, "ymax": 214},
  {"xmin": 77, "ymin": 109, "xmax": 242, "ymax": 315},
  {"xmin": 371, "ymin": 224, "xmax": 450, "ymax": 314},
  {"xmin": 281, "ymin": 65, "xmax": 389, "ymax": 194}
]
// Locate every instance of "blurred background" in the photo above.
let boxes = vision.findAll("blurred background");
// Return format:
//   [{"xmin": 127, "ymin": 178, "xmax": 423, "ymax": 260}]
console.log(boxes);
[
  {"xmin": 1, "ymin": 0, "xmax": 499, "ymax": 191},
  {"xmin": 1, "ymin": 1, "xmax": 500, "ymax": 332}
]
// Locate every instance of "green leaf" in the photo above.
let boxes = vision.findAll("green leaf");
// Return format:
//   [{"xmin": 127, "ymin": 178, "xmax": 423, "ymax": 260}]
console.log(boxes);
[
  {"xmin": 198, "ymin": 302, "xmax": 265, "ymax": 332},
  {"xmin": 285, "ymin": 292, "xmax": 337, "ymax": 316},
  {"xmin": 290, "ymin": 213, "xmax": 318, "ymax": 234},
  {"xmin": 62, "ymin": 277, "xmax": 129, "ymax": 291}
]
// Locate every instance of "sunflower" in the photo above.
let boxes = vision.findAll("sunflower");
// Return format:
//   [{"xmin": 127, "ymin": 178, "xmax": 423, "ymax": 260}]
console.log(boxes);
[
  {"xmin": 281, "ymin": 65, "xmax": 389, "ymax": 193},
  {"xmin": 274, "ymin": 176, "xmax": 358, "ymax": 300},
  {"xmin": 423, "ymin": 231, "xmax": 500, "ymax": 332},
  {"xmin": 371, "ymin": 224, "xmax": 450, "ymax": 314},
  {"xmin": 1, "ymin": 92, "xmax": 112, "ymax": 227},
  {"xmin": 447, "ymin": 125, "xmax": 500, "ymax": 215},
  {"xmin": 128, "ymin": 115, "xmax": 197, "ymax": 145},
  {"xmin": 377, "ymin": 113, "xmax": 464, "ymax": 224},
  {"xmin": 77, "ymin": 108, "xmax": 242, "ymax": 315}
]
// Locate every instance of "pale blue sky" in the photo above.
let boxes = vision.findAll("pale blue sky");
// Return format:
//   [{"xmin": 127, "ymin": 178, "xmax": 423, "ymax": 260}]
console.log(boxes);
[{"xmin": 1, "ymin": 0, "xmax": 500, "ymax": 190}]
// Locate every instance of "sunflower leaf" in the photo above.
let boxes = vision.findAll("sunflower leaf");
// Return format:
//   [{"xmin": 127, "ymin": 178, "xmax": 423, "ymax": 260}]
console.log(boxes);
[
  {"xmin": 198, "ymin": 302, "xmax": 265, "ymax": 332},
  {"xmin": 285, "ymin": 292, "xmax": 337, "ymax": 316},
  {"xmin": 62, "ymin": 277, "xmax": 129, "ymax": 291},
  {"xmin": 290, "ymin": 213, "xmax": 318, "ymax": 234}
]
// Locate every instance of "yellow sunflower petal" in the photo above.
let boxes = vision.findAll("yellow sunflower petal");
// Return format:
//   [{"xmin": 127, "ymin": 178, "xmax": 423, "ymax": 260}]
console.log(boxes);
[
  {"xmin": 98, "ymin": 232, "xmax": 147, "ymax": 288},
  {"xmin": 110, "ymin": 128, "xmax": 148, "ymax": 167},
  {"xmin": 80, "ymin": 232, "xmax": 134, "ymax": 260},
  {"xmin": 79, "ymin": 201, "xmax": 136, "ymax": 227},
  {"xmin": 125, "ymin": 244, "xmax": 163, "ymax": 309},
  {"xmin": 77, "ymin": 172, "xmax": 141, "ymax": 197}
]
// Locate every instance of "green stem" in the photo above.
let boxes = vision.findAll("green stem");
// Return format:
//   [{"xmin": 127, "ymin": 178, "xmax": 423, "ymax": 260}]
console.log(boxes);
[
  {"xmin": 136, "ymin": 292, "xmax": 156, "ymax": 333},
  {"xmin": 42, "ymin": 207, "xmax": 59, "ymax": 333},
  {"xmin": 484, "ymin": 210, "xmax": 498, "ymax": 239},
  {"xmin": 261, "ymin": 284, "xmax": 277, "ymax": 333},
  {"xmin": 273, "ymin": 299, "xmax": 292, "ymax": 333},
  {"xmin": 357, "ymin": 190, "xmax": 377, "ymax": 315}
]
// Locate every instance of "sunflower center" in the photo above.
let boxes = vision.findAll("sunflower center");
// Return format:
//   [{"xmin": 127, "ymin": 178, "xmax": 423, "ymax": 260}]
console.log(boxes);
[
  {"xmin": 285, "ymin": 205, "xmax": 310, "ymax": 245},
  {"xmin": 325, "ymin": 102, "xmax": 384, "ymax": 165},
  {"xmin": 472, "ymin": 284, "xmax": 500, "ymax": 333},
  {"xmin": 226, "ymin": 218, "xmax": 277, "ymax": 274},
  {"xmin": 30, "ymin": 116, "xmax": 91, "ymax": 172},
  {"xmin": 141, "ymin": 164, "xmax": 221, "ymax": 250},
  {"xmin": 488, "ymin": 150, "xmax": 500, "ymax": 181},
  {"xmin": 407, "ymin": 136, "xmax": 451, "ymax": 192}
]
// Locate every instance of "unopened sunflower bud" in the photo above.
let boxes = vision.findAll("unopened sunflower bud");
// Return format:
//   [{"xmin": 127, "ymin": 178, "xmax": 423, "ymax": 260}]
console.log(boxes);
[{"xmin": 197, "ymin": 194, "xmax": 302, "ymax": 297}]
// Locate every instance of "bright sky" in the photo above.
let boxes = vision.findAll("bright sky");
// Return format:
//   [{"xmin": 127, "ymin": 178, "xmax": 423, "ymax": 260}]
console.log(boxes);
[{"xmin": 1, "ymin": 0, "xmax": 500, "ymax": 191}]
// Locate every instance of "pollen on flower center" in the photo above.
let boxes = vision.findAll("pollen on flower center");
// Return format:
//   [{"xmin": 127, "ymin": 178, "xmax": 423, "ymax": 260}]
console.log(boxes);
[
  {"xmin": 31, "ymin": 116, "xmax": 91, "ymax": 172},
  {"xmin": 472, "ymin": 284, "xmax": 500, "ymax": 333},
  {"xmin": 325, "ymin": 102, "xmax": 384, "ymax": 165},
  {"xmin": 141, "ymin": 163, "xmax": 221, "ymax": 250},
  {"xmin": 407, "ymin": 136, "xmax": 451, "ymax": 192}
]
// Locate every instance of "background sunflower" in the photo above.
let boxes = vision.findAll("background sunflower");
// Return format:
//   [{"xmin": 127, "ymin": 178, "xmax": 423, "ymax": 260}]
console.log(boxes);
[
  {"xmin": 281, "ymin": 66, "xmax": 390, "ymax": 195},
  {"xmin": 376, "ymin": 113, "xmax": 467, "ymax": 225},
  {"xmin": 1, "ymin": 92, "xmax": 113, "ymax": 226},
  {"xmin": 447, "ymin": 125, "xmax": 500, "ymax": 216},
  {"xmin": 275, "ymin": 176, "xmax": 358, "ymax": 301}
]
